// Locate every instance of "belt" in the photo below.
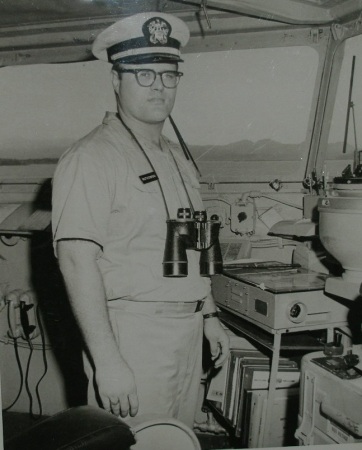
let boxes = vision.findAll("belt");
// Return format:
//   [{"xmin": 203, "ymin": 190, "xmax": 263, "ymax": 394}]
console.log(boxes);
[{"xmin": 108, "ymin": 298, "xmax": 205, "ymax": 314}]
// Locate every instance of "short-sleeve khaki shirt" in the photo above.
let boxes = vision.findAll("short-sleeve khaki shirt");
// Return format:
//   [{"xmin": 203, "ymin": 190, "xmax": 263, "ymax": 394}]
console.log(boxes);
[{"xmin": 52, "ymin": 112, "xmax": 210, "ymax": 302}]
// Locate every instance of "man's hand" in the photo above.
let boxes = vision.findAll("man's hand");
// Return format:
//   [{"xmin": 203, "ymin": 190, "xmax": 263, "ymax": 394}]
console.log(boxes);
[
  {"xmin": 57, "ymin": 240, "xmax": 139, "ymax": 418},
  {"xmin": 95, "ymin": 360, "xmax": 139, "ymax": 418},
  {"xmin": 203, "ymin": 317, "xmax": 230, "ymax": 368}
]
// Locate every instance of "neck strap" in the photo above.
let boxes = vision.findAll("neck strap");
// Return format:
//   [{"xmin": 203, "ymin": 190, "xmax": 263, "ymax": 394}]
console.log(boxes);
[{"xmin": 117, "ymin": 114, "xmax": 195, "ymax": 218}]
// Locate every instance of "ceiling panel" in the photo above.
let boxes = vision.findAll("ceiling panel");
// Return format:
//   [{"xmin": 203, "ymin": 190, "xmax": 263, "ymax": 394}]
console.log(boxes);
[
  {"xmin": 0, "ymin": 0, "xmax": 359, "ymax": 28},
  {"xmin": 0, "ymin": 0, "xmax": 361, "ymax": 66},
  {"xmin": 0, "ymin": 0, "xmax": 195, "ymax": 27}
]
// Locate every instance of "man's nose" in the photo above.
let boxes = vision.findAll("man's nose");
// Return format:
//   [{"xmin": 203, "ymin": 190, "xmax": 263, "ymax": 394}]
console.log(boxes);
[{"xmin": 151, "ymin": 73, "xmax": 164, "ymax": 90}]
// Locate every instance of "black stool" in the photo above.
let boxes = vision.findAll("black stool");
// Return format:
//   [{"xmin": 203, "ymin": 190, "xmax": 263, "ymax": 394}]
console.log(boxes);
[{"xmin": 4, "ymin": 406, "xmax": 136, "ymax": 450}]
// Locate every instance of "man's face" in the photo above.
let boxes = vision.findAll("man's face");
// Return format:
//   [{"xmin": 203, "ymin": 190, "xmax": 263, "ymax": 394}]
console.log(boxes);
[{"xmin": 113, "ymin": 62, "xmax": 179, "ymax": 125}]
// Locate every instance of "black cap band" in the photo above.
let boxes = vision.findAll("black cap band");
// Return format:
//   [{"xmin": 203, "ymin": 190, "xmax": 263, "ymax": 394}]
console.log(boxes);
[{"xmin": 107, "ymin": 36, "xmax": 181, "ymax": 63}]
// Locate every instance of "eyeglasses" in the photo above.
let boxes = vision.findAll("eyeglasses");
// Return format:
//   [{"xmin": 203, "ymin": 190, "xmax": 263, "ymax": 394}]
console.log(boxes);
[{"xmin": 117, "ymin": 69, "xmax": 183, "ymax": 89}]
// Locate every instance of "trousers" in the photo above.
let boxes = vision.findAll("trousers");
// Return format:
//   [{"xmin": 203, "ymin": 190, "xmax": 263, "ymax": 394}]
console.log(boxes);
[{"xmin": 84, "ymin": 300, "xmax": 204, "ymax": 429}]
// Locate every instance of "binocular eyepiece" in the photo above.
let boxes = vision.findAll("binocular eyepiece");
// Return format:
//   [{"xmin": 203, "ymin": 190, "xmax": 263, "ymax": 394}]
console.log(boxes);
[{"xmin": 163, "ymin": 208, "xmax": 223, "ymax": 277}]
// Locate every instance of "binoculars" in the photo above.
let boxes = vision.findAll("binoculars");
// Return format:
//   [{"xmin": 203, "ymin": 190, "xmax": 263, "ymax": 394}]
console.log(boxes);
[{"xmin": 163, "ymin": 208, "xmax": 223, "ymax": 277}]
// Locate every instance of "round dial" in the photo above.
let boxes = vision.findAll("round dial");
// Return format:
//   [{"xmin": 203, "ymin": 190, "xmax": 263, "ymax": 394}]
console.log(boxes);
[{"xmin": 288, "ymin": 302, "xmax": 307, "ymax": 323}]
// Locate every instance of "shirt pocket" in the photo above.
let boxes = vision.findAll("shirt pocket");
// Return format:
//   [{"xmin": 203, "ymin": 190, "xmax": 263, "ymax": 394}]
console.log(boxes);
[
  {"xmin": 182, "ymin": 166, "xmax": 201, "ymax": 190},
  {"xmin": 177, "ymin": 167, "xmax": 204, "ymax": 212}
]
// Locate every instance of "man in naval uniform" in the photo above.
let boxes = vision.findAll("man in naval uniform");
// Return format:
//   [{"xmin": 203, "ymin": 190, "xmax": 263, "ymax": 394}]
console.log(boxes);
[{"xmin": 51, "ymin": 11, "xmax": 229, "ymax": 429}]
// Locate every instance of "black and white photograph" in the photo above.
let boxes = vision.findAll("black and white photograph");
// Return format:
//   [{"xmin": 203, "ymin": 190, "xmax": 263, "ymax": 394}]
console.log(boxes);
[{"xmin": 1, "ymin": 1, "xmax": 362, "ymax": 449}]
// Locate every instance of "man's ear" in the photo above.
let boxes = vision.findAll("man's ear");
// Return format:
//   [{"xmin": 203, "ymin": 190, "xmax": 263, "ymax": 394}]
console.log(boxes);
[{"xmin": 111, "ymin": 70, "xmax": 120, "ymax": 93}]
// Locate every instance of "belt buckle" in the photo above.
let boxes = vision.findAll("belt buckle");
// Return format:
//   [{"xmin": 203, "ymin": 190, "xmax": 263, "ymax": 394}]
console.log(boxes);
[{"xmin": 195, "ymin": 300, "xmax": 205, "ymax": 312}]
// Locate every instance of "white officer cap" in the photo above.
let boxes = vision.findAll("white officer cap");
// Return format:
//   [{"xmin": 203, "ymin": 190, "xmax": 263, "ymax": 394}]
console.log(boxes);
[{"xmin": 92, "ymin": 12, "xmax": 190, "ymax": 64}]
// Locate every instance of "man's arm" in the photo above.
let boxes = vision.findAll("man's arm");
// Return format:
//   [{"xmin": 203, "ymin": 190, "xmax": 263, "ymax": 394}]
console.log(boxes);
[
  {"xmin": 56, "ymin": 239, "xmax": 139, "ymax": 417},
  {"xmin": 202, "ymin": 293, "xmax": 230, "ymax": 368}
]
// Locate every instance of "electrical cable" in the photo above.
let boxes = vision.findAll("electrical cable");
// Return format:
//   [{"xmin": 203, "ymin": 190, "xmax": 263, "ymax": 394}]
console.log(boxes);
[
  {"xmin": 2, "ymin": 291, "xmax": 51, "ymax": 420},
  {"xmin": 257, "ymin": 195, "xmax": 303, "ymax": 210},
  {"xmin": 2, "ymin": 338, "xmax": 24, "ymax": 412},
  {"xmin": 24, "ymin": 338, "xmax": 35, "ymax": 418},
  {"xmin": 2, "ymin": 303, "xmax": 24, "ymax": 412},
  {"xmin": 2, "ymin": 303, "xmax": 48, "ymax": 418},
  {"xmin": 34, "ymin": 305, "xmax": 48, "ymax": 418}
]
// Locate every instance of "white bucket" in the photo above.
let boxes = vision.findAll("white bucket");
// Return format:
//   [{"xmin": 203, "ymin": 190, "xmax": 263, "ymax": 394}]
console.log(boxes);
[
  {"xmin": 129, "ymin": 416, "xmax": 202, "ymax": 450},
  {"xmin": 318, "ymin": 193, "xmax": 362, "ymax": 282}
]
